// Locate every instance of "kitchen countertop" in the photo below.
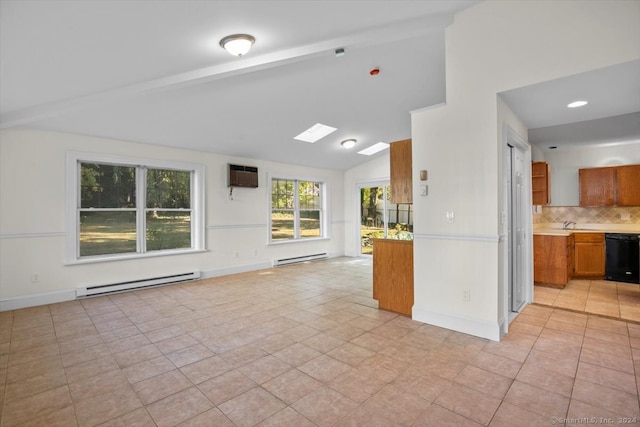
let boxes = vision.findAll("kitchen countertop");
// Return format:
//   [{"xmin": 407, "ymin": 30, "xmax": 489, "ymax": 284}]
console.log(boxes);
[{"xmin": 534, "ymin": 223, "xmax": 640, "ymax": 236}]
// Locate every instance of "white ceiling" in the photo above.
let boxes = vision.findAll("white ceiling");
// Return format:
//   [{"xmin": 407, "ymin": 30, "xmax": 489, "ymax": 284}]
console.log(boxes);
[
  {"xmin": 500, "ymin": 59, "xmax": 640, "ymax": 150},
  {"xmin": 0, "ymin": 0, "xmax": 478, "ymax": 170}
]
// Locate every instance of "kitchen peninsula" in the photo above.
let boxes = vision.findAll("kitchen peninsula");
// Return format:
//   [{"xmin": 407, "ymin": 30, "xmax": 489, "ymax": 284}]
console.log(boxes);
[{"xmin": 372, "ymin": 237, "xmax": 414, "ymax": 316}]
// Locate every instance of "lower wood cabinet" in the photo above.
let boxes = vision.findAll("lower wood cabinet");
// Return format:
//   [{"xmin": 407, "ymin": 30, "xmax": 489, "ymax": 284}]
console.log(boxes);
[
  {"xmin": 573, "ymin": 233, "xmax": 605, "ymax": 278},
  {"xmin": 372, "ymin": 239, "xmax": 413, "ymax": 316},
  {"xmin": 534, "ymin": 234, "xmax": 574, "ymax": 288}
]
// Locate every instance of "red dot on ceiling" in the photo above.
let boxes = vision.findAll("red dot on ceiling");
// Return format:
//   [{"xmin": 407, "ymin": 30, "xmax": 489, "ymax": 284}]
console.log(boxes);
[{"xmin": 369, "ymin": 68, "xmax": 380, "ymax": 76}]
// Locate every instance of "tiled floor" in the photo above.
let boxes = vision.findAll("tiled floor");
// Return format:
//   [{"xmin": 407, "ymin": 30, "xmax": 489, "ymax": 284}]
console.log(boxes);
[
  {"xmin": 535, "ymin": 279, "xmax": 640, "ymax": 322},
  {"xmin": 1, "ymin": 257, "xmax": 639, "ymax": 426}
]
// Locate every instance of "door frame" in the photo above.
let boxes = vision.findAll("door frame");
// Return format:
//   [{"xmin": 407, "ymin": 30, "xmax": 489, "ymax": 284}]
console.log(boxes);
[
  {"xmin": 502, "ymin": 125, "xmax": 534, "ymax": 329},
  {"xmin": 356, "ymin": 180, "xmax": 390, "ymax": 256}
]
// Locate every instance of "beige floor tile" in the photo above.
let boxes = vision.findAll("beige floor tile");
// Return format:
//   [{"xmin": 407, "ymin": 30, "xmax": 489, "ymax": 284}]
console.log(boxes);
[
  {"xmin": 17, "ymin": 405, "xmax": 78, "ymax": 427},
  {"xmin": 3, "ymin": 258, "xmax": 640, "ymax": 427},
  {"xmin": 298, "ymin": 354, "xmax": 351, "ymax": 383},
  {"xmin": 1, "ymin": 385, "xmax": 72, "ymax": 426},
  {"xmin": 470, "ymin": 350, "xmax": 523, "ymax": 379},
  {"xmin": 132, "ymin": 369, "xmax": 193, "ymax": 405},
  {"xmin": 454, "ymin": 365, "xmax": 513, "ymax": 400},
  {"xmin": 272, "ymin": 342, "xmax": 322, "ymax": 367},
  {"xmin": 503, "ymin": 381, "xmax": 570, "ymax": 419},
  {"xmin": 68, "ymin": 369, "xmax": 130, "ymax": 402},
  {"xmin": 291, "ymin": 385, "xmax": 359, "ymax": 427},
  {"xmin": 176, "ymin": 408, "xmax": 234, "ymax": 426},
  {"xmin": 197, "ymin": 369, "xmax": 257, "ymax": 406},
  {"xmin": 571, "ymin": 378, "xmax": 640, "ymax": 417},
  {"xmin": 262, "ymin": 368, "xmax": 322, "ymax": 404},
  {"xmin": 489, "ymin": 401, "xmax": 552, "ymax": 427},
  {"xmin": 576, "ymin": 361, "xmax": 637, "ymax": 395},
  {"xmin": 435, "ymin": 382, "xmax": 502, "ymax": 425},
  {"xmin": 166, "ymin": 344, "xmax": 214, "ymax": 368},
  {"xmin": 515, "ymin": 361, "xmax": 574, "ymax": 397},
  {"xmin": 257, "ymin": 407, "xmax": 315, "ymax": 427},
  {"xmin": 146, "ymin": 386, "xmax": 213, "ymax": 427},
  {"xmin": 179, "ymin": 355, "xmax": 234, "ymax": 384},
  {"xmin": 74, "ymin": 387, "xmax": 143, "ymax": 427},
  {"xmin": 218, "ymin": 387, "xmax": 287, "ymax": 427}
]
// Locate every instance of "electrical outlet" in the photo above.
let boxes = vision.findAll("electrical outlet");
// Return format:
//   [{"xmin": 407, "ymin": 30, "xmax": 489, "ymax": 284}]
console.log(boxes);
[
  {"xmin": 252, "ymin": 249, "xmax": 258, "ymax": 256},
  {"xmin": 462, "ymin": 289, "xmax": 470, "ymax": 301},
  {"xmin": 446, "ymin": 211, "xmax": 455, "ymax": 223},
  {"xmin": 234, "ymin": 251, "xmax": 240, "ymax": 259},
  {"xmin": 31, "ymin": 273, "xmax": 39, "ymax": 283}
]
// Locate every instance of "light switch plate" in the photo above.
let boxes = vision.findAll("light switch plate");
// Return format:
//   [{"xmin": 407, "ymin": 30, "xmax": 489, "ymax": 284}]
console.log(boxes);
[{"xmin": 420, "ymin": 185, "xmax": 428, "ymax": 196}]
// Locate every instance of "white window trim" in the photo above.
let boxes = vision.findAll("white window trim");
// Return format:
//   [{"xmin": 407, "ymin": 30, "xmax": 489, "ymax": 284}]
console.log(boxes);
[
  {"xmin": 267, "ymin": 172, "xmax": 330, "ymax": 245},
  {"xmin": 65, "ymin": 151, "xmax": 206, "ymax": 264}
]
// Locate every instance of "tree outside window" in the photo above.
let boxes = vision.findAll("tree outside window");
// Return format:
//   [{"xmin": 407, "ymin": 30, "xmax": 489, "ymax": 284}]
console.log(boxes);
[
  {"xmin": 78, "ymin": 162, "xmax": 194, "ymax": 258},
  {"xmin": 271, "ymin": 178, "xmax": 324, "ymax": 241}
]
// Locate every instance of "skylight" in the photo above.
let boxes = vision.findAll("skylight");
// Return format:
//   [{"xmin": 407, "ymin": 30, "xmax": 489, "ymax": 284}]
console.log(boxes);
[
  {"xmin": 358, "ymin": 142, "xmax": 389, "ymax": 156},
  {"xmin": 293, "ymin": 123, "xmax": 337, "ymax": 143}
]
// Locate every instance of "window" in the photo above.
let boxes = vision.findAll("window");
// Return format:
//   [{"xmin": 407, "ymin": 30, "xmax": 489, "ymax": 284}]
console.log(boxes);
[
  {"xmin": 270, "ymin": 177, "xmax": 325, "ymax": 242},
  {"xmin": 67, "ymin": 152, "xmax": 205, "ymax": 263}
]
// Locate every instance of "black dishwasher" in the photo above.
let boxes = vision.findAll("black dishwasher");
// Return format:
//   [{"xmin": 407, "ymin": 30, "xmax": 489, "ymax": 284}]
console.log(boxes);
[{"xmin": 605, "ymin": 233, "xmax": 640, "ymax": 284}]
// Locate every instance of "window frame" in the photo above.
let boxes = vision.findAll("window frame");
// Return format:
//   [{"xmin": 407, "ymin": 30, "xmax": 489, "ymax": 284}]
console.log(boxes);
[
  {"xmin": 268, "ymin": 173, "xmax": 329, "ymax": 244},
  {"xmin": 66, "ymin": 152, "xmax": 206, "ymax": 264}
]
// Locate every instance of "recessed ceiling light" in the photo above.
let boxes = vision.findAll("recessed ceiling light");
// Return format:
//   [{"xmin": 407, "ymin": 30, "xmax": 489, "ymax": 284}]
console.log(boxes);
[
  {"xmin": 341, "ymin": 139, "xmax": 357, "ymax": 149},
  {"xmin": 220, "ymin": 34, "xmax": 255, "ymax": 56},
  {"xmin": 567, "ymin": 100, "xmax": 588, "ymax": 108},
  {"xmin": 358, "ymin": 142, "xmax": 389, "ymax": 156},
  {"xmin": 294, "ymin": 123, "xmax": 337, "ymax": 143}
]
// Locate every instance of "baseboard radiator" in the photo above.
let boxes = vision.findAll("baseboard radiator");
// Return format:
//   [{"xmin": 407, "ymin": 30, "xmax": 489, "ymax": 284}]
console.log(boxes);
[
  {"xmin": 76, "ymin": 271, "xmax": 201, "ymax": 297},
  {"xmin": 273, "ymin": 253, "xmax": 328, "ymax": 267}
]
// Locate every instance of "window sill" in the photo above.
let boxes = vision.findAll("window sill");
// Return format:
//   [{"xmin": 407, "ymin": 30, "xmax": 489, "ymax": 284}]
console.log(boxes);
[{"xmin": 65, "ymin": 248, "xmax": 208, "ymax": 265}]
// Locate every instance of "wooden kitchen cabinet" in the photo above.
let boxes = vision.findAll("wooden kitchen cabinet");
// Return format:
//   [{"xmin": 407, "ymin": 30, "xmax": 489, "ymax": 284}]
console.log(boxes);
[
  {"xmin": 573, "ymin": 233, "xmax": 605, "ymax": 278},
  {"xmin": 372, "ymin": 238, "xmax": 413, "ymax": 316},
  {"xmin": 531, "ymin": 161, "xmax": 550, "ymax": 205},
  {"xmin": 390, "ymin": 139, "xmax": 412, "ymax": 204},
  {"xmin": 579, "ymin": 167, "xmax": 616, "ymax": 207},
  {"xmin": 534, "ymin": 234, "xmax": 574, "ymax": 288},
  {"xmin": 616, "ymin": 164, "xmax": 640, "ymax": 206}
]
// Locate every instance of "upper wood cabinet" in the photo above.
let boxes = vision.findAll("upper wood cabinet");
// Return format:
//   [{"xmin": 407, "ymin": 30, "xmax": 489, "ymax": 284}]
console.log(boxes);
[
  {"xmin": 531, "ymin": 161, "xmax": 550, "ymax": 205},
  {"xmin": 579, "ymin": 167, "xmax": 616, "ymax": 207},
  {"xmin": 616, "ymin": 164, "xmax": 640, "ymax": 206},
  {"xmin": 579, "ymin": 164, "xmax": 640, "ymax": 207},
  {"xmin": 390, "ymin": 139, "xmax": 412, "ymax": 204}
]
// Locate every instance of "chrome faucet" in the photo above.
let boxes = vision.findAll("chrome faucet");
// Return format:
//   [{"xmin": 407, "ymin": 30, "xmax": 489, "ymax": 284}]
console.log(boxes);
[{"xmin": 563, "ymin": 221, "xmax": 576, "ymax": 230}]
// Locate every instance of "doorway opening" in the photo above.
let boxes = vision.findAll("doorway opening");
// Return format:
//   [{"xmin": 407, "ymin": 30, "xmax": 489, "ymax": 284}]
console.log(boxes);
[
  {"xmin": 358, "ymin": 183, "xmax": 413, "ymax": 255},
  {"xmin": 504, "ymin": 125, "xmax": 534, "ymax": 324}
]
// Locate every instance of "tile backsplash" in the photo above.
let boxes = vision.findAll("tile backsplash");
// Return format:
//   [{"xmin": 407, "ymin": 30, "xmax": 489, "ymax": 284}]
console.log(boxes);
[{"xmin": 534, "ymin": 206, "xmax": 640, "ymax": 224}]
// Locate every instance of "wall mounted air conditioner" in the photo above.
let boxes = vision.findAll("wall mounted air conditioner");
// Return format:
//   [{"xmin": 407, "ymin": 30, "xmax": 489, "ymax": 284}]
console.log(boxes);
[{"xmin": 229, "ymin": 164, "xmax": 259, "ymax": 188}]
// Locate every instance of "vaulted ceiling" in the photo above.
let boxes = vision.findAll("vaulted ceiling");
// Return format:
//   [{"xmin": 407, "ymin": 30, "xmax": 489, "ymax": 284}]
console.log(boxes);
[{"xmin": 0, "ymin": 0, "xmax": 478, "ymax": 170}]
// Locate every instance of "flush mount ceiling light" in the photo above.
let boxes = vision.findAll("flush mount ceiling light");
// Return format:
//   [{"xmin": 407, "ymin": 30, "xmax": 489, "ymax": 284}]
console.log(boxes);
[
  {"xmin": 358, "ymin": 142, "xmax": 389, "ymax": 156},
  {"xmin": 567, "ymin": 100, "xmax": 588, "ymax": 108},
  {"xmin": 294, "ymin": 123, "xmax": 337, "ymax": 143},
  {"xmin": 220, "ymin": 34, "xmax": 255, "ymax": 56},
  {"xmin": 341, "ymin": 139, "xmax": 357, "ymax": 149}
]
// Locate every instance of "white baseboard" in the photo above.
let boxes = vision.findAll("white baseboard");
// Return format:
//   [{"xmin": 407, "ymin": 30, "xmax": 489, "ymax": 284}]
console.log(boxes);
[
  {"xmin": 201, "ymin": 261, "xmax": 274, "ymax": 278},
  {"xmin": 412, "ymin": 306, "xmax": 502, "ymax": 342},
  {"xmin": 1, "ymin": 253, "xmax": 346, "ymax": 312},
  {"xmin": 0, "ymin": 289, "xmax": 77, "ymax": 312}
]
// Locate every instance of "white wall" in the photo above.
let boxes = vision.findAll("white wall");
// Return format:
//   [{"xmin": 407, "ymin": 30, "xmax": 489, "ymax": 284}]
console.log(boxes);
[
  {"xmin": 544, "ymin": 142, "xmax": 640, "ymax": 206},
  {"xmin": 343, "ymin": 153, "xmax": 390, "ymax": 257},
  {"xmin": 411, "ymin": 0, "xmax": 640, "ymax": 340},
  {"xmin": 0, "ymin": 128, "xmax": 345, "ymax": 309}
]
